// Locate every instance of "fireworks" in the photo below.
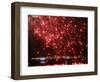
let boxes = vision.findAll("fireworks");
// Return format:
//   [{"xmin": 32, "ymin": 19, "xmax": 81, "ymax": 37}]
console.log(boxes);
[{"xmin": 28, "ymin": 15, "xmax": 88, "ymax": 66}]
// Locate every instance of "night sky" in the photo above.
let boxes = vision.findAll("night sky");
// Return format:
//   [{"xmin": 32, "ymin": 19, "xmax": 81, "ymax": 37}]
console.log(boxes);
[{"xmin": 28, "ymin": 15, "xmax": 88, "ymax": 66}]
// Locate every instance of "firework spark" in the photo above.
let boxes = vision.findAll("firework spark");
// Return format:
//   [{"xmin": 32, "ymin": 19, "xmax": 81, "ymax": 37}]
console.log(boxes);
[{"xmin": 28, "ymin": 15, "xmax": 88, "ymax": 66}]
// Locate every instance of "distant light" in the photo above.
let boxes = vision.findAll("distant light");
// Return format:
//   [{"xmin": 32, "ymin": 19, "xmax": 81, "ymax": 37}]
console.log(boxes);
[
  {"xmin": 40, "ymin": 60, "xmax": 46, "ymax": 64},
  {"xmin": 40, "ymin": 57, "xmax": 46, "ymax": 61}
]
